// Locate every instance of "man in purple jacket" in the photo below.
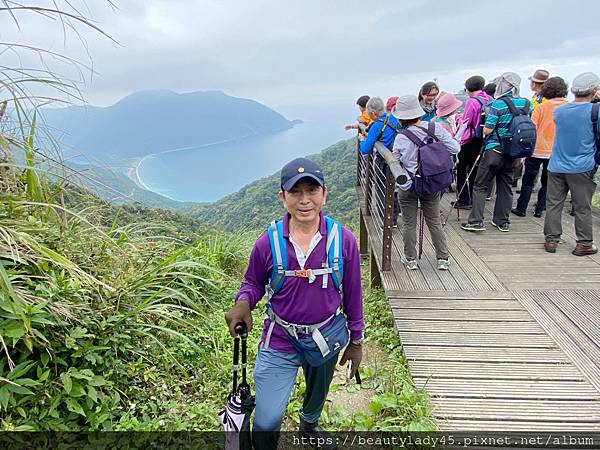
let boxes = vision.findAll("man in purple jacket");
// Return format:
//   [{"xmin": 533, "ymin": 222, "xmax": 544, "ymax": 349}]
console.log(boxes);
[{"xmin": 225, "ymin": 157, "xmax": 364, "ymax": 449}]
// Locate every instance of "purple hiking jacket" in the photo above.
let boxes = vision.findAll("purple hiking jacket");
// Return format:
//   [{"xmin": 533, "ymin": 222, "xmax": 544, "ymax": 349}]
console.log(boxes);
[{"xmin": 235, "ymin": 212, "xmax": 364, "ymax": 353}]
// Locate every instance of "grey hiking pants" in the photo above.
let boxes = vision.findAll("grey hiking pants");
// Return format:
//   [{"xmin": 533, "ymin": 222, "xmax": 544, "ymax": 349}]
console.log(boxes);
[
  {"xmin": 468, "ymin": 149, "xmax": 516, "ymax": 226},
  {"xmin": 398, "ymin": 189, "xmax": 449, "ymax": 260},
  {"xmin": 544, "ymin": 171, "xmax": 597, "ymax": 244}
]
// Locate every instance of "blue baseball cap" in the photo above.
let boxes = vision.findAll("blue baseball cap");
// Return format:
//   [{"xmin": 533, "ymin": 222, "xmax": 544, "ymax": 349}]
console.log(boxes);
[{"xmin": 280, "ymin": 158, "xmax": 325, "ymax": 191}]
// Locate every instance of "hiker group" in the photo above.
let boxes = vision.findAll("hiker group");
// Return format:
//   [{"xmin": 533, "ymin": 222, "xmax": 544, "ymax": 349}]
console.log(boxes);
[{"xmin": 350, "ymin": 70, "xmax": 600, "ymax": 269}]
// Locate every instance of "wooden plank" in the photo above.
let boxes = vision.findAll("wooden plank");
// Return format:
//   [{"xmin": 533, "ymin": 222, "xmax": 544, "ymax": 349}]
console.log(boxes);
[
  {"xmin": 391, "ymin": 298, "xmax": 522, "ymax": 310},
  {"xmin": 392, "ymin": 308, "xmax": 534, "ymax": 321},
  {"xmin": 437, "ymin": 419, "xmax": 600, "ymax": 431},
  {"xmin": 509, "ymin": 281, "xmax": 600, "ymax": 290},
  {"xmin": 388, "ymin": 290, "xmax": 516, "ymax": 299},
  {"xmin": 430, "ymin": 398, "xmax": 600, "ymax": 421},
  {"xmin": 551, "ymin": 291, "xmax": 600, "ymax": 344},
  {"xmin": 395, "ymin": 319, "xmax": 544, "ymax": 334},
  {"xmin": 409, "ymin": 360, "xmax": 584, "ymax": 381},
  {"xmin": 413, "ymin": 378, "xmax": 599, "ymax": 400},
  {"xmin": 515, "ymin": 291, "xmax": 600, "ymax": 391},
  {"xmin": 399, "ymin": 331, "xmax": 558, "ymax": 348},
  {"xmin": 403, "ymin": 346, "xmax": 569, "ymax": 363},
  {"xmin": 444, "ymin": 224, "xmax": 505, "ymax": 291}
]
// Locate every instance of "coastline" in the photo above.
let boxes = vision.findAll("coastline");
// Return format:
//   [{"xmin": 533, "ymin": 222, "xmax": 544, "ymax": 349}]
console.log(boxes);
[{"xmin": 124, "ymin": 132, "xmax": 261, "ymax": 194}]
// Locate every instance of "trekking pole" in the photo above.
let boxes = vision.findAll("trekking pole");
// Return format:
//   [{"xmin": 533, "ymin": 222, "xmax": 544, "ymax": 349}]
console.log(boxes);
[
  {"xmin": 232, "ymin": 331, "xmax": 240, "ymax": 393},
  {"xmin": 418, "ymin": 208, "xmax": 425, "ymax": 259},
  {"xmin": 443, "ymin": 145, "xmax": 486, "ymax": 222},
  {"xmin": 235, "ymin": 322, "xmax": 249, "ymax": 391}
]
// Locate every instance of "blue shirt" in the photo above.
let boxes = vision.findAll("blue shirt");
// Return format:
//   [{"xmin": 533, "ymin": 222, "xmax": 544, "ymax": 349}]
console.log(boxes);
[
  {"xmin": 360, "ymin": 112, "xmax": 399, "ymax": 155},
  {"xmin": 484, "ymin": 94, "xmax": 529, "ymax": 150},
  {"xmin": 548, "ymin": 102, "xmax": 600, "ymax": 174}
]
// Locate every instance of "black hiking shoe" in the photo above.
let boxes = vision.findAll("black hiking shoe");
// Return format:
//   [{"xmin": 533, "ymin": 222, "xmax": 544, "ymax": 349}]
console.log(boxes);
[
  {"xmin": 299, "ymin": 417, "xmax": 337, "ymax": 449},
  {"xmin": 510, "ymin": 208, "xmax": 526, "ymax": 217},
  {"xmin": 491, "ymin": 220, "xmax": 510, "ymax": 232},
  {"xmin": 461, "ymin": 222, "xmax": 486, "ymax": 232}
]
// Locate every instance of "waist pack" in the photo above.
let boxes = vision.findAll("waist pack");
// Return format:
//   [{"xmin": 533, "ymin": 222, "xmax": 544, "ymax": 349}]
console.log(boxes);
[
  {"xmin": 264, "ymin": 305, "xmax": 349, "ymax": 367},
  {"xmin": 496, "ymin": 97, "xmax": 536, "ymax": 158},
  {"xmin": 399, "ymin": 122, "xmax": 454, "ymax": 196}
]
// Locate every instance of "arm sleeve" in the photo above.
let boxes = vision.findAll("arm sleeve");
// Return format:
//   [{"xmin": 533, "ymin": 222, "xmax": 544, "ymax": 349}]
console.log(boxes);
[
  {"xmin": 360, "ymin": 121, "xmax": 382, "ymax": 155},
  {"xmin": 341, "ymin": 229, "xmax": 364, "ymax": 340},
  {"xmin": 235, "ymin": 237, "xmax": 269, "ymax": 310},
  {"xmin": 392, "ymin": 134, "xmax": 406, "ymax": 163},
  {"xmin": 435, "ymin": 123, "xmax": 460, "ymax": 154}
]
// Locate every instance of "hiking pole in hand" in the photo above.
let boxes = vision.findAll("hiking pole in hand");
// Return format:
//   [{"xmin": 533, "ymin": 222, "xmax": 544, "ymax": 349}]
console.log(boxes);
[
  {"xmin": 231, "ymin": 322, "xmax": 248, "ymax": 393},
  {"xmin": 235, "ymin": 322, "xmax": 250, "ymax": 394}
]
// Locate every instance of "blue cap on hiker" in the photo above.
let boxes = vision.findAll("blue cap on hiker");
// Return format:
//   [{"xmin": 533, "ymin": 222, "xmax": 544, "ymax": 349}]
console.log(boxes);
[{"xmin": 281, "ymin": 157, "xmax": 325, "ymax": 191}]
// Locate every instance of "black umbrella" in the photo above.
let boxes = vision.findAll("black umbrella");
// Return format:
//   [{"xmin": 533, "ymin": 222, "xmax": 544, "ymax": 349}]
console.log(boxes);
[{"xmin": 219, "ymin": 322, "xmax": 255, "ymax": 450}]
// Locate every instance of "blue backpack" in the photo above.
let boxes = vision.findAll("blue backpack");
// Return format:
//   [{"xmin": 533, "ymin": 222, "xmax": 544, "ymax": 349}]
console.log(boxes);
[
  {"xmin": 266, "ymin": 216, "xmax": 344, "ymax": 296},
  {"xmin": 497, "ymin": 97, "xmax": 536, "ymax": 158}
]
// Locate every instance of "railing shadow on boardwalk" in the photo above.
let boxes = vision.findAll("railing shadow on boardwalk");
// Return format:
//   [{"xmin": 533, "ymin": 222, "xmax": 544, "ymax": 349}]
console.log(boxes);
[{"xmin": 354, "ymin": 130, "xmax": 600, "ymax": 431}]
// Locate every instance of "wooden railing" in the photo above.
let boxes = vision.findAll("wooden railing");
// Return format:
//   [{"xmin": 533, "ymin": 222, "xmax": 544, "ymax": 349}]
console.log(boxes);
[{"xmin": 356, "ymin": 124, "xmax": 407, "ymax": 277}]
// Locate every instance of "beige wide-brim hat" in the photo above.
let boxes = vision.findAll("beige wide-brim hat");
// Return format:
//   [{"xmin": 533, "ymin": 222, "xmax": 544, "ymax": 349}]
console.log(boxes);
[{"xmin": 392, "ymin": 95, "xmax": 425, "ymax": 120}]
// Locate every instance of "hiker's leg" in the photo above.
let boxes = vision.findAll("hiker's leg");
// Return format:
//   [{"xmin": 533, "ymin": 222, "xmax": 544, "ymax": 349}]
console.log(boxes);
[
  {"xmin": 468, "ymin": 150, "xmax": 500, "ymax": 224},
  {"xmin": 492, "ymin": 155, "xmax": 515, "ymax": 226},
  {"xmin": 301, "ymin": 354, "xmax": 338, "ymax": 423},
  {"xmin": 566, "ymin": 172, "xmax": 597, "ymax": 244},
  {"xmin": 516, "ymin": 157, "xmax": 541, "ymax": 213},
  {"xmin": 535, "ymin": 159, "xmax": 550, "ymax": 215},
  {"xmin": 420, "ymin": 192, "xmax": 449, "ymax": 259},
  {"xmin": 253, "ymin": 348, "xmax": 301, "ymax": 447},
  {"xmin": 512, "ymin": 158, "xmax": 524, "ymax": 187},
  {"xmin": 544, "ymin": 173, "xmax": 569, "ymax": 242},
  {"xmin": 398, "ymin": 189, "xmax": 418, "ymax": 260},
  {"xmin": 456, "ymin": 140, "xmax": 480, "ymax": 204}
]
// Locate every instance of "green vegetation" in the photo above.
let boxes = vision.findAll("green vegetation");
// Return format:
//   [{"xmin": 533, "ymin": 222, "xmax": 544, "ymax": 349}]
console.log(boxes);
[
  {"xmin": 184, "ymin": 138, "xmax": 360, "ymax": 231},
  {"xmin": 1, "ymin": 116, "xmax": 432, "ymax": 431}
]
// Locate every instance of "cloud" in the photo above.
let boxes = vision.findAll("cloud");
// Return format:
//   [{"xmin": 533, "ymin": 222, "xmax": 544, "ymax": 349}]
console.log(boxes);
[{"xmin": 2, "ymin": 0, "xmax": 599, "ymax": 111}]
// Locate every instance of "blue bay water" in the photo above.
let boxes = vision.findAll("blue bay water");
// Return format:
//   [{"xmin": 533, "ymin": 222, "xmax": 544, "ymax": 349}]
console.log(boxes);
[{"xmin": 137, "ymin": 115, "xmax": 350, "ymax": 202}]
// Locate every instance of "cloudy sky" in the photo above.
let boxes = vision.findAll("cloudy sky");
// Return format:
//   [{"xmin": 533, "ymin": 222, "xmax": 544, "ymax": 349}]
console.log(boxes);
[{"xmin": 2, "ymin": 0, "xmax": 600, "ymax": 118}]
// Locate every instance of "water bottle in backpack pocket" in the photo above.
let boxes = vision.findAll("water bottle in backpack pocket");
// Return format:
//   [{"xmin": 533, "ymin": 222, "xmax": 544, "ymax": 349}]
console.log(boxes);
[{"xmin": 497, "ymin": 97, "xmax": 536, "ymax": 158}]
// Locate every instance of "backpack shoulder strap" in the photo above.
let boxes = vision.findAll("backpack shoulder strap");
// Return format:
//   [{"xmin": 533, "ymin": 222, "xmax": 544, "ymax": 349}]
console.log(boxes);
[
  {"xmin": 399, "ymin": 127, "xmax": 427, "ymax": 148},
  {"xmin": 592, "ymin": 103, "xmax": 599, "ymax": 141},
  {"xmin": 522, "ymin": 99, "xmax": 531, "ymax": 115},
  {"xmin": 267, "ymin": 219, "xmax": 287, "ymax": 295},
  {"xmin": 471, "ymin": 96, "xmax": 485, "ymax": 107},
  {"xmin": 377, "ymin": 113, "xmax": 391, "ymax": 141},
  {"xmin": 324, "ymin": 216, "xmax": 343, "ymax": 291},
  {"xmin": 498, "ymin": 96, "xmax": 519, "ymax": 116},
  {"xmin": 414, "ymin": 122, "xmax": 440, "ymax": 141}
]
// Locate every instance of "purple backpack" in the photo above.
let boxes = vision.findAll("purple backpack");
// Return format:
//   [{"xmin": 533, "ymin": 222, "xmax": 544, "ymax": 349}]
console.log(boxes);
[{"xmin": 399, "ymin": 122, "xmax": 454, "ymax": 196}]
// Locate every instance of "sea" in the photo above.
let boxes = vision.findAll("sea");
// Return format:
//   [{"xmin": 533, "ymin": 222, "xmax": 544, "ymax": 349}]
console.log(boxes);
[{"xmin": 137, "ymin": 110, "xmax": 350, "ymax": 203}]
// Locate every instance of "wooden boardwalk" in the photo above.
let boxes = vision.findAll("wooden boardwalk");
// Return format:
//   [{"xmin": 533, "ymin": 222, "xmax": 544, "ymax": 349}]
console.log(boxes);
[{"xmin": 358, "ymin": 188, "xmax": 600, "ymax": 431}]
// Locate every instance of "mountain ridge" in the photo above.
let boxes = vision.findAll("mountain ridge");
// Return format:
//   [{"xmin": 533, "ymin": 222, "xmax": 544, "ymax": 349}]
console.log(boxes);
[{"xmin": 41, "ymin": 89, "xmax": 294, "ymax": 160}]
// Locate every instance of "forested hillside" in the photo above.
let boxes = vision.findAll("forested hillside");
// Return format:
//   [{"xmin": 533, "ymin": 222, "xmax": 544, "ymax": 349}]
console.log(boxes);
[{"xmin": 184, "ymin": 138, "xmax": 359, "ymax": 230}]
